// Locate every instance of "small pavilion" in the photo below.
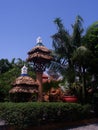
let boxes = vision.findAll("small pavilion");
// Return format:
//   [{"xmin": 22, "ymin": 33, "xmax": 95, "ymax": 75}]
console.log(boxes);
[
  {"xmin": 9, "ymin": 65, "xmax": 38, "ymax": 102},
  {"xmin": 27, "ymin": 37, "xmax": 53, "ymax": 101}
]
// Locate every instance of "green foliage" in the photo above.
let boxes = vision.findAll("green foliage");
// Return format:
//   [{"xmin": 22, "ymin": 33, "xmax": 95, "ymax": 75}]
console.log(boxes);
[
  {"xmin": 0, "ymin": 102, "xmax": 91, "ymax": 129},
  {"xmin": 84, "ymin": 21, "xmax": 98, "ymax": 84},
  {"xmin": 0, "ymin": 67, "xmax": 20, "ymax": 101},
  {"xmin": 51, "ymin": 16, "xmax": 98, "ymax": 104},
  {"xmin": 0, "ymin": 59, "xmax": 12, "ymax": 74},
  {"xmin": 51, "ymin": 15, "xmax": 84, "ymax": 84},
  {"xmin": 72, "ymin": 15, "xmax": 84, "ymax": 48},
  {"xmin": 43, "ymin": 80, "xmax": 61, "ymax": 92},
  {"xmin": 72, "ymin": 46, "xmax": 93, "ymax": 68},
  {"xmin": 85, "ymin": 21, "xmax": 98, "ymax": 51},
  {"xmin": 52, "ymin": 17, "xmax": 72, "ymax": 65}
]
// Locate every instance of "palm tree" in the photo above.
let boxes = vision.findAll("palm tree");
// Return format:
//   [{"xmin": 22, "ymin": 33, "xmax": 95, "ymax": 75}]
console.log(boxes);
[
  {"xmin": 51, "ymin": 15, "xmax": 84, "ymax": 83},
  {"xmin": 52, "ymin": 18, "xmax": 72, "ymax": 67},
  {"xmin": 71, "ymin": 15, "xmax": 84, "ymax": 48}
]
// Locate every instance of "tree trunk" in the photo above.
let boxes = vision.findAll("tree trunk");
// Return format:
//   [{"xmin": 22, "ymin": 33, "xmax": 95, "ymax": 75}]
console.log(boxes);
[{"xmin": 82, "ymin": 67, "xmax": 86, "ymax": 103}]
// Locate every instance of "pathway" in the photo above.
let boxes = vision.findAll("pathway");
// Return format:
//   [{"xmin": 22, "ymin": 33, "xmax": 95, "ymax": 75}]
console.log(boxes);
[{"xmin": 68, "ymin": 123, "xmax": 98, "ymax": 130}]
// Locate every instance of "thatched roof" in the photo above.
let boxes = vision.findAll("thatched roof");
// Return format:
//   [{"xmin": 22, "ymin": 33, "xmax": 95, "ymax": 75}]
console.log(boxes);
[
  {"xmin": 12, "ymin": 76, "xmax": 38, "ymax": 86},
  {"xmin": 9, "ymin": 76, "xmax": 38, "ymax": 94},
  {"xmin": 27, "ymin": 52, "xmax": 53, "ymax": 62},
  {"xmin": 28, "ymin": 46, "xmax": 51, "ymax": 54},
  {"xmin": 9, "ymin": 86, "xmax": 38, "ymax": 93},
  {"xmin": 9, "ymin": 65, "xmax": 39, "ymax": 94},
  {"xmin": 27, "ymin": 38, "xmax": 53, "ymax": 62}
]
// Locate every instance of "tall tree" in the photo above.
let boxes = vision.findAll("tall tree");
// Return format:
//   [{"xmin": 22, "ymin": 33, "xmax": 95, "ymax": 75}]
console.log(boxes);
[
  {"xmin": 71, "ymin": 15, "xmax": 84, "ymax": 48},
  {"xmin": 72, "ymin": 46, "xmax": 93, "ymax": 102},
  {"xmin": 84, "ymin": 21, "xmax": 98, "ymax": 80},
  {"xmin": 52, "ymin": 18, "xmax": 72, "ymax": 67},
  {"xmin": 51, "ymin": 15, "xmax": 84, "ymax": 82},
  {"xmin": 85, "ymin": 21, "xmax": 98, "ymax": 53}
]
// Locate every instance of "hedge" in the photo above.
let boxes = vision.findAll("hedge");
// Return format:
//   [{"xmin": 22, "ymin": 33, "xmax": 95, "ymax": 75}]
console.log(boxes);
[{"xmin": 0, "ymin": 102, "xmax": 91, "ymax": 129}]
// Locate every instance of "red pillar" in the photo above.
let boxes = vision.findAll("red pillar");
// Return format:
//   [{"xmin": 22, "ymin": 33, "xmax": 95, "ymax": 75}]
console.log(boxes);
[{"xmin": 36, "ymin": 72, "xmax": 43, "ymax": 102}]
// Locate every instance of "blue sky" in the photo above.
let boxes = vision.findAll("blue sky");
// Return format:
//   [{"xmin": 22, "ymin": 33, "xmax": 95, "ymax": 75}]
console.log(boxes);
[{"xmin": 0, "ymin": 0, "xmax": 98, "ymax": 61}]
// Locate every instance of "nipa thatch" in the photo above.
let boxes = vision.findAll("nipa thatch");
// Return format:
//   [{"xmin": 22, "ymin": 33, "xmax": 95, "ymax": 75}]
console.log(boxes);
[
  {"xmin": 9, "ymin": 86, "xmax": 38, "ymax": 93},
  {"xmin": 28, "ymin": 46, "xmax": 51, "ymax": 54},
  {"xmin": 12, "ymin": 76, "xmax": 38, "ymax": 86},
  {"xmin": 9, "ymin": 76, "xmax": 38, "ymax": 94}
]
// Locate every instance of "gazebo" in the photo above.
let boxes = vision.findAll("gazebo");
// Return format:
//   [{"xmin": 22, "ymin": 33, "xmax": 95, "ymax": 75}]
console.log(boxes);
[
  {"xmin": 9, "ymin": 65, "xmax": 38, "ymax": 102},
  {"xmin": 27, "ymin": 37, "xmax": 53, "ymax": 101}
]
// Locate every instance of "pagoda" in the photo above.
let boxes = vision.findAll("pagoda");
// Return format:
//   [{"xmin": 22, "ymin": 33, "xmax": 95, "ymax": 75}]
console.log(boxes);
[
  {"xmin": 9, "ymin": 65, "xmax": 38, "ymax": 102},
  {"xmin": 27, "ymin": 37, "xmax": 53, "ymax": 101}
]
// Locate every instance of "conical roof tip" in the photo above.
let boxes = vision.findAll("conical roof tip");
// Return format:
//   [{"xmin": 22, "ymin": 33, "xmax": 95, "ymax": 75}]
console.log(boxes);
[
  {"xmin": 36, "ymin": 36, "xmax": 44, "ymax": 47},
  {"xmin": 21, "ymin": 65, "xmax": 28, "ymax": 76}
]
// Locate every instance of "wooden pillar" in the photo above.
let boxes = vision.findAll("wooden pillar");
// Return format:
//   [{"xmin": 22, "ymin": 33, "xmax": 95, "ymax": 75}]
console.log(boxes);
[{"xmin": 36, "ymin": 72, "xmax": 43, "ymax": 102}]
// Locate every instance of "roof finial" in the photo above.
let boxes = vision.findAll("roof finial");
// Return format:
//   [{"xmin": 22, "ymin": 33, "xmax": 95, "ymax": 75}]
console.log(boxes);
[
  {"xmin": 21, "ymin": 65, "xmax": 28, "ymax": 76},
  {"xmin": 36, "ymin": 36, "xmax": 44, "ymax": 46},
  {"xmin": 36, "ymin": 36, "xmax": 42, "ymax": 43}
]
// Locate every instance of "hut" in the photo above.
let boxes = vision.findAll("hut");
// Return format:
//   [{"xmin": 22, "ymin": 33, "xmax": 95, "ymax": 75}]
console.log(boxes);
[
  {"xmin": 27, "ymin": 37, "xmax": 53, "ymax": 101},
  {"xmin": 9, "ymin": 65, "xmax": 38, "ymax": 102}
]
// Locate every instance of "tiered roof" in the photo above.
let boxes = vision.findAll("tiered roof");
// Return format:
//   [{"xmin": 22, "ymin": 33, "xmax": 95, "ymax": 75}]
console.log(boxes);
[
  {"xmin": 27, "ymin": 37, "xmax": 53, "ymax": 63},
  {"xmin": 9, "ymin": 65, "xmax": 38, "ymax": 94}
]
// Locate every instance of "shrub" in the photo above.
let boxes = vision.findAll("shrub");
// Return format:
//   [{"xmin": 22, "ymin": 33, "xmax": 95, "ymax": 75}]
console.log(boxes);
[{"xmin": 0, "ymin": 102, "xmax": 91, "ymax": 129}]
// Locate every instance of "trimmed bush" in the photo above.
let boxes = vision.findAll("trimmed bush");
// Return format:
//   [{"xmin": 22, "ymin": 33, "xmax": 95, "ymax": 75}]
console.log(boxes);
[{"xmin": 0, "ymin": 102, "xmax": 91, "ymax": 129}]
